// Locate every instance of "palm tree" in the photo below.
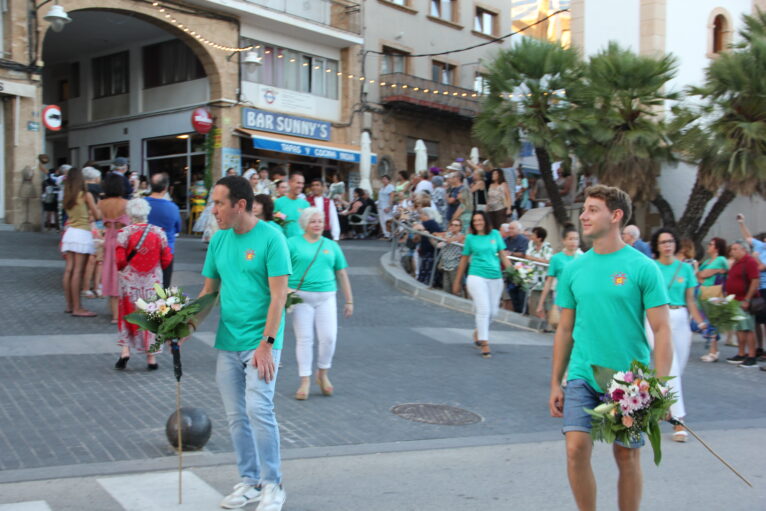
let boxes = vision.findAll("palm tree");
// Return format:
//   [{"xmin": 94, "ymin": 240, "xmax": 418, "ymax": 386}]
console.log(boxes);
[
  {"xmin": 473, "ymin": 37, "xmax": 582, "ymax": 225},
  {"xmin": 656, "ymin": 10, "xmax": 766, "ymax": 244},
  {"xmin": 568, "ymin": 42, "xmax": 678, "ymax": 204}
]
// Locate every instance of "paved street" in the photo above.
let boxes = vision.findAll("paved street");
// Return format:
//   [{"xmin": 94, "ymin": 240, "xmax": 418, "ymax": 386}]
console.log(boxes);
[{"xmin": 0, "ymin": 231, "xmax": 764, "ymax": 510}]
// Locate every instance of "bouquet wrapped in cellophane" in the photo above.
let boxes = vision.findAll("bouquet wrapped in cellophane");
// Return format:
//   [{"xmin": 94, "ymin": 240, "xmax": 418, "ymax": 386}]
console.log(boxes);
[
  {"xmin": 503, "ymin": 261, "xmax": 537, "ymax": 290},
  {"xmin": 700, "ymin": 294, "xmax": 746, "ymax": 332},
  {"xmin": 585, "ymin": 361, "xmax": 676, "ymax": 465},
  {"xmin": 125, "ymin": 284, "xmax": 218, "ymax": 353}
]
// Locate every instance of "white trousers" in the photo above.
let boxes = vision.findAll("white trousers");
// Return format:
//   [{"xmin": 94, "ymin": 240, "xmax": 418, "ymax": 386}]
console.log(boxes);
[
  {"xmin": 466, "ymin": 275, "xmax": 504, "ymax": 341},
  {"xmin": 292, "ymin": 290, "xmax": 338, "ymax": 377},
  {"xmin": 379, "ymin": 210, "xmax": 392, "ymax": 236},
  {"xmin": 645, "ymin": 307, "xmax": 692, "ymax": 418}
]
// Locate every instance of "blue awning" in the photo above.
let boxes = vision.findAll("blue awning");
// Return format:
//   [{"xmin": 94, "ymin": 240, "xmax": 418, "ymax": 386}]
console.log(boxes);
[{"xmin": 238, "ymin": 128, "xmax": 377, "ymax": 164}]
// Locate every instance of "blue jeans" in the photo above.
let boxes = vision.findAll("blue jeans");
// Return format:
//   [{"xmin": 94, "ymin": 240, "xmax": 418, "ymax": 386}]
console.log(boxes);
[{"xmin": 216, "ymin": 349, "xmax": 282, "ymax": 485}]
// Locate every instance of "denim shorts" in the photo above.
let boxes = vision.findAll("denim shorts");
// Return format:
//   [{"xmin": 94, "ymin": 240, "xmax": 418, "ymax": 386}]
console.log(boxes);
[{"xmin": 562, "ymin": 379, "xmax": 644, "ymax": 449}]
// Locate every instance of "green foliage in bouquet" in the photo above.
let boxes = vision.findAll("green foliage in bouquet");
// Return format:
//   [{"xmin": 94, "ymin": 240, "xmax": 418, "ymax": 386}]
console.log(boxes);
[
  {"xmin": 700, "ymin": 295, "xmax": 746, "ymax": 332},
  {"xmin": 503, "ymin": 262, "xmax": 536, "ymax": 290},
  {"xmin": 125, "ymin": 285, "xmax": 218, "ymax": 353},
  {"xmin": 584, "ymin": 361, "xmax": 676, "ymax": 466}
]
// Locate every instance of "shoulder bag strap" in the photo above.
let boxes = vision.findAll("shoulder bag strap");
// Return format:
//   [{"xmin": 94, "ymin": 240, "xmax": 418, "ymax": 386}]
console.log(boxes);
[
  {"xmin": 668, "ymin": 261, "xmax": 683, "ymax": 290},
  {"xmin": 126, "ymin": 224, "xmax": 152, "ymax": 263},
  {"xmin": 295, "ymin": 238, "xmax": 325, "ymax": 291}
]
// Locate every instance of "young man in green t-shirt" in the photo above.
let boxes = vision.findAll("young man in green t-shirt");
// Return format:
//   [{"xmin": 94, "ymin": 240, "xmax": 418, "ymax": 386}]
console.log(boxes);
[
  {"xmin": 199, "ymin": 176, "xmax": 291, "ymax": 510},
  {"xmin": 549, "ymin": 185, "xmax": 673, "ymax": 511},
  {"xmin": 274, "ymin": 172, "xmax": 310, "ymax": 238}
]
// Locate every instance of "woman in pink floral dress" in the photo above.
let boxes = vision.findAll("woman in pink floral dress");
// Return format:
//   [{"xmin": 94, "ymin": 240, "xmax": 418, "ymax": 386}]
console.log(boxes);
[{"xmin": 114, "ymin": 198, "xmax": 172, "ymax": 371}]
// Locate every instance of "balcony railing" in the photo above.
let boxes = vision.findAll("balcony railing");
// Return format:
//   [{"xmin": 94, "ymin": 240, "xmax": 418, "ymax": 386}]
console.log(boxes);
[
  {"xmin": 378, "ymin": 73, "xmax": 481, "ymax": 119},
  {"xmin": 244, "ymin": 0, "xmax": 361, "ymax": 34}
]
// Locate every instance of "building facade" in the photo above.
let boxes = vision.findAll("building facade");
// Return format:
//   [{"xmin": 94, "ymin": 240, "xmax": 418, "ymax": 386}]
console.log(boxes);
[{"xmin": 362, "ymin": 0, "xmax": 512, "ymax": 186}]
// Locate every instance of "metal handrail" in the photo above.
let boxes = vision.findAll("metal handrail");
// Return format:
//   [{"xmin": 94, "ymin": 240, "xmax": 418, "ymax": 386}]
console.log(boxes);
[{"xmin": 389, "ymin": 219, "xmax": 549, "ymax": 290}]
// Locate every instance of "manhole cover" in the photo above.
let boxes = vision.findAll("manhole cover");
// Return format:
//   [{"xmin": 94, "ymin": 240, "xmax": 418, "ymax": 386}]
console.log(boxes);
[{"xmin": 391, "ymin": 403, "xmax": 483, "ymax": 425}]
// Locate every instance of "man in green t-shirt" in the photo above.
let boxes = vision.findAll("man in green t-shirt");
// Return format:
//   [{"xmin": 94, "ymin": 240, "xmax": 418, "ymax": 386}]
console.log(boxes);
[
  {"xmin": 274, "ymin": 172, "xmax": 310, "ymax": 238},
  {"xmin": 198, "ymin": 176, "xmax": 290, "ymax": 510},
  {"xmin": 549, "ymin": 185, "xmax": 672, "ymax": 511}
]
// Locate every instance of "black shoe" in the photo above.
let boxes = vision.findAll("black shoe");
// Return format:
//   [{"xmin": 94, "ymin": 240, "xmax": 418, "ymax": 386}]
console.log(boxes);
[
  {"xmin": 115, "ymin": 357, "xmax": 129, "ymax": 370},
  {"xmin": 756, "ymin": 347, "xmax": 764, "ymax": 357},
  {"xmin": 726, "ymin": 354, "xmax": 747, "ymax": 364},
  {"xmin": 738, "ymin": 357, "xmax": 758, "ymax": 368},
  {"xmin": 147, "ymin": 363, "xmax": 159, "ymax": 371}
]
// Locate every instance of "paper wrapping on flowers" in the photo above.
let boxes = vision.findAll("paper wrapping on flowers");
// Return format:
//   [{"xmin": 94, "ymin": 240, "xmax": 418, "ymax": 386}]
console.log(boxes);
[
  {"xmin": 125, "ymin": 284, "xmax": 218, "ymax": 353},
  {"xmin": 503, "ymin": 262, "xmax": 537, "ymax": 290},
  {"xmin": 700, "ymin": 294, "xmax": 746, "ymax": 332}
]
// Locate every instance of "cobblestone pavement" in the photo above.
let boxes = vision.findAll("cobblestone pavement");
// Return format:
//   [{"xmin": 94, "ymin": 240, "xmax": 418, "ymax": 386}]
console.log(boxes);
[{"xmin": 0, "ymin": 232, "xmax": 764, "ymax": 477}]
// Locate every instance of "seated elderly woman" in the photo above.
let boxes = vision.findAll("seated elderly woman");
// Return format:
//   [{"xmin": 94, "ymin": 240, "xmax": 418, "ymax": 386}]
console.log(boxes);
[
  {"xmin": 114, "ymin": 198, "xmax": 173, "ymax": 371},
  {"xmin": 412, "ymin": 207, "xmax": 443, "ymax": 284}
]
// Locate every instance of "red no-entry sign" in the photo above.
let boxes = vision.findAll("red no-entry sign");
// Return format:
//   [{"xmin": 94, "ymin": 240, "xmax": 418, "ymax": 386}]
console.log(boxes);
[
  {"xmin": 191, "ymin": 107, "xmax": 213, "ymax": 134},
  {"xmin": 42, "ymin": 105, "xmax": 62, "ymax": 131}
]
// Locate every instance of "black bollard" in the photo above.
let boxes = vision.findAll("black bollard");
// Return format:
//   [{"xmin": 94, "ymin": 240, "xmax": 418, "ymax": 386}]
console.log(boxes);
[{"xmin": 166, "ymin": 407, "xmax": 212, "ymax": 451}]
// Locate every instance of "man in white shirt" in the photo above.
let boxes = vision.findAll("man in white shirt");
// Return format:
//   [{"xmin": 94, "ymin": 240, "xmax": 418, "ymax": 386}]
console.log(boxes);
[
  {"xmin": 377, "ymin": 175, "xmax": 395, "ymax": 239},
  {"xmin": 308, "ymin": 178, "xmax": 340, "ymax": 240},
  {"xmin": 414, "ymin": 170, "xmax": 434, "ymax": 195}
]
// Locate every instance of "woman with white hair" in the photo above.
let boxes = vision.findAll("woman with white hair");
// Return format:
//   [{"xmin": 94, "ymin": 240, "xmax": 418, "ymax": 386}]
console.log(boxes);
[
  {"xmin": 288, "ymin": 207, "xmax": 353, "ymax": 400},
  {"xmin": 114, "ymin": 198, "xmax": 172, "ymax": 371}
]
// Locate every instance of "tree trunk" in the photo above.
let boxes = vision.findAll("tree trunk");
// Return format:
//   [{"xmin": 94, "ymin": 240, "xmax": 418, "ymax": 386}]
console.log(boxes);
[
  {"xmin": 676, "ymin": 171, "xmax": 714, "ymax": 241},
  {"xmin": 650, "ymin": 194, "xmax": 677, "ymax": 229},
  {"xmin": 694, "ymin": 188, "xmax": 737, "ymax": 242},
  {"xmin": 535, "ymin": 146, "xmax": 569, "ymax": 225}
]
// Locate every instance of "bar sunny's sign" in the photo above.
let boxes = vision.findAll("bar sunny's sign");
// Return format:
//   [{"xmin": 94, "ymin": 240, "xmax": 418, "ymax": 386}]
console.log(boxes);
[{"xmin": 242, "ymin": 107, "xmax": 331, "ymax": 141}]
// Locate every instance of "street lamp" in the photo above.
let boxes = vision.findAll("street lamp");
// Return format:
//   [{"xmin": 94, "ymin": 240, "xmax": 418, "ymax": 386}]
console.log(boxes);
[
  {"xmin": 242, "ymin": 51, "xmax": 262, "ymax": 73},
  {"xmin": 43, "ymin": 3, "xmax": 71, "ymax": 32}
]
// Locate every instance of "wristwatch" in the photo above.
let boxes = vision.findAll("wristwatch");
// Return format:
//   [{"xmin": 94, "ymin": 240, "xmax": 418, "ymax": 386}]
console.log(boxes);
[{"xmin": 262, "ymin": 335, "xmax": 275, "ymax": 345}]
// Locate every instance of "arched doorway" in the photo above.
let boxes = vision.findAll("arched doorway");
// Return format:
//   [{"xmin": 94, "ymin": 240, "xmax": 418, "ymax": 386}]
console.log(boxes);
[{"xmin": 40, "ymin": 6, "xmax": 230, "ymax": 213}]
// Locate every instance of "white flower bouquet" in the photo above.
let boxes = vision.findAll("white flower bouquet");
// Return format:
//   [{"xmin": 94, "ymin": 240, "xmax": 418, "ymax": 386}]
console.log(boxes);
[
  {"xmin": 125, "ymin": 284, "xmax": 218, "ymax": 353},
  {"xmin": 503, "ymin": 261, "xmax": 537, "ymax": 290},
  {"xmin": 700, "ymin": 294, "xmax": 746, "ymax": 332}
]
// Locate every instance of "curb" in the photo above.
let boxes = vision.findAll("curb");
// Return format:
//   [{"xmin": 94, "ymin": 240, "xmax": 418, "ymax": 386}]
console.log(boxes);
[{"xmin": 378, "ymin": 252, "xmax": 540, "ymax": 332}]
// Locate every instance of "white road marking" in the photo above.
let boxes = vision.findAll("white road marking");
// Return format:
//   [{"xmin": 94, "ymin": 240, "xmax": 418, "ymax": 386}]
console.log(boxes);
[
  {"xmin": 0, "ymin": 502, "xmax": 52, "ymax": 511},
  {"xmin": 97, "ymin": 470, "xmax": 223, "ymax": 511},
  {"xmin": 413, "ymin": 327, "xmax": 553, "ymax": 347}
]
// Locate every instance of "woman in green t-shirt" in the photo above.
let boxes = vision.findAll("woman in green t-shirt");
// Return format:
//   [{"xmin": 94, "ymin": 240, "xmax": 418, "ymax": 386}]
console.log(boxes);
[
  {"xmin": 453, "ymin": 211, "xmax": 512, "ymax": 358},
  {"xmin": 536, "ymin": 224, "xmax": 583, "ymax": 325},
  {"xmin": 696, "ymin": 237, "xmax": 729, "ymax": 362},
  {"xmin": 650, "ymin": 229, "xmax": 707, "ymax": 443},
  {"xmin": 288, "ymin": 207, "xmax": 354, "ymax": 400}
]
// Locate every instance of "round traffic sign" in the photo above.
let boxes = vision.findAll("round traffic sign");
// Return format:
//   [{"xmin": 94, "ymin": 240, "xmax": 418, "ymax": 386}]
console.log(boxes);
[
  {"xmin": 191, "ymin": 107, "xmax": 213, "ymax": 134},
  {"xmin": 42, "ymin": 105, "xmax": 62, "ymax": 131}
]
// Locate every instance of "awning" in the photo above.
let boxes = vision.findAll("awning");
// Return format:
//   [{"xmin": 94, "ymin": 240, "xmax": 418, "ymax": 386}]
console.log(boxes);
[{"xmin": 237, "ymin": 128, "xmax": 377, "ymax": 164}]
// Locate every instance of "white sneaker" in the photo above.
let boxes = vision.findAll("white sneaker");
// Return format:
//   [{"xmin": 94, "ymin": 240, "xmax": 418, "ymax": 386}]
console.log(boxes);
[
  {"xmin": 256, "ymin": 483, "xmax": 286, "ymax": 511},
  {"xmin": 220, "ymin": 482, "xmax": 261, "ymax": 509}
]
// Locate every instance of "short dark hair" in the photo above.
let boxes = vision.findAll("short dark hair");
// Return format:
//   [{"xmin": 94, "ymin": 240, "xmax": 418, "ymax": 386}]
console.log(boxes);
[
  {"xmin": 532, "ymin": 226, "xmax": 547, "ymax": 241},
  {"xmin": 216, "ymin": 176, "xmax": 254, "ymax": 212},
  {"xmin": 253, "ymin": 194, "xmax": 274, "ymax": 221},
  {"xmin": 585, "ymin": 184, "xmax": 632, "ymax": 227},
  {"xmin": 381, "ymin": 174, "xmax": 391, "ymax": 180},
  {"xmin": 470, "ymin": 210, "xmax": 492, "ymax": 235},
  {"xmin": 309, "ymin": 177, "xmax": 324, "ymax": 186},
  {"xmin": 289, "ymin": 171, "xmax": 304, "ymax": 181},
  {"xmin": 102, "ymin": 173, "xmax": 125, "ymax": 198},
  {"xmin": 650, "ymin": 227, "xmax": 679, "ymax": 258},
  {"xmin": 398, "ymin": 170, "xmax": 409, "ymax": 180},
  {"xmin": 562, "ymin": 222, "xmax": 577, "ymax": 239},
  {"xmin": 353, "ymin": 187, "xmax": 365, "ymax": 198},
  {"xmin": 150, "ymin": 173, "xmax": 169, "ymax": 193}
]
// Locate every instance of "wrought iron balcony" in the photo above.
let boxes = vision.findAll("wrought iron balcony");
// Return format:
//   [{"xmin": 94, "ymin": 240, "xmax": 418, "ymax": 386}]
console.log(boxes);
[
  {"xmin": 244, "ymin": 0, "xmax": 361, "ymax": 34},
  {"xmin": 378, "ymin": 73, "xmax": 481, "ymax": 119}
]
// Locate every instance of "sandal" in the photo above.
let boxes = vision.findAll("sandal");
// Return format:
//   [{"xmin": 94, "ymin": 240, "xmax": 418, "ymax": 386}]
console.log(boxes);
[
  {"xmin": 479, "ymin": 341, "xmax": 492, "ymax": 359},
  {"xmin": 672, "ymin": 424, "xmax": 688, "ymax": 443},
  {"xmin": 72, "ymin": 310, "xmax": 97, "ymax": 317},
  {"xmin": 316, "ymin": 375, "xmax": 334, "ymax": 396},
  {"xmin": 295, "ymin": 381, "xmax": 310, "ymax": 400}
]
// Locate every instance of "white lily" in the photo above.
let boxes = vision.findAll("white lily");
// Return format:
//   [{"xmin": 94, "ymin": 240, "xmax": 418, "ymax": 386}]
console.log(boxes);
[
  {"xmin": 135, "ymin": 298, "xmax": 148, "ymax": 311},
  {"xmin": 154, "ymin": 283, "xmax": 167, "ymax": 299},
  {"xmin": 726, "ymin": 294, "xmax": 736, "ymax": 302},
  {"xmin": 593, "ymin": 402, "xmax": 616, "ymax": 414}
]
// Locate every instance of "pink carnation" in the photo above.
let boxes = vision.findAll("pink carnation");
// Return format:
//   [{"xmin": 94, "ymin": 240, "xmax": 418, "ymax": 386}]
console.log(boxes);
[
  {"xmin": 623, "ymin": 371, "xmax": 634, "ymax": 383},
  {"xmin": 621, "ymin": 415, "xmax": 634, "ymax": 428}
]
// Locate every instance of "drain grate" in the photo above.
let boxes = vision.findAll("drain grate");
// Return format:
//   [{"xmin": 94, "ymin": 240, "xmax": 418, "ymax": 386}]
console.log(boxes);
[{"xmin": 391, "ymin": 403, "xmax": 483, "ymax": 425}]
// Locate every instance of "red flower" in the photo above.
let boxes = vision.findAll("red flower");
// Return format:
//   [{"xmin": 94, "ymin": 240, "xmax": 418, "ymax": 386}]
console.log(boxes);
[{"xmin": 611, "ymin": 389, "xmax": 625, "ymax": 401}]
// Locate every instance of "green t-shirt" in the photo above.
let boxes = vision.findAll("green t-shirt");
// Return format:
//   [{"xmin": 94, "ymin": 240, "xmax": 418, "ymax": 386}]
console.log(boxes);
[
  {"xmin": 556, "ymin": 245, "xmax": 669, "ymax": 391},
  {"xmin": 655, "ymin": 259, "xmax": 696, "ymax": 306},
  {"xmin": 202, "ymin": 220, "xmax": 292, "ymax": 351},
  {"xmin": 274, "ymin": 196, "xmax": 311, "ymax": 238},
  {"xmin": 462, "ymin": 229, "xmax": 505, "ymax": 279},
  {"xmin": 547, "ymin": 250, "xmax": 581, "ymax": 279},
  {"xmin": 287, "ymin": 236, "xmax": 348, "ymax": 292},
  {"xmin": 699, "ymin": 256, "xmax": 728, "ymax": 286}
]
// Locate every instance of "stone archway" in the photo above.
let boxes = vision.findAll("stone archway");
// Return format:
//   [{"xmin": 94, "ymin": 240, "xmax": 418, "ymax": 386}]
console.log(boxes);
[{"xmin": 37, "ymin": 1, "xmax": 240, "ymax": 101}]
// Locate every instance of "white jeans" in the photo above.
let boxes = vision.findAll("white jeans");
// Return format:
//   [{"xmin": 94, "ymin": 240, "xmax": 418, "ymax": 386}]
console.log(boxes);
[
  {"xmin": 379, "ymin": 209, "xmax": 392, "ymax": 237},
  {"xmin": 645, "ymin": 307, "xmax": 692, "ymax": 418},
  {"xmin": 466, "ymin": 275, "xmax": 504, "ymax": 341},
  {"xmin": 292, "ymin": 290, "xmax": 338, "ymax": 377}
]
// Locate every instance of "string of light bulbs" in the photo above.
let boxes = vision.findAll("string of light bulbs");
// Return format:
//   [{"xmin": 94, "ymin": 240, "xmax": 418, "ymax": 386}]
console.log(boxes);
[{"xmin": 150, "ymin": 2, "xmax": 252, "ymax": 52}]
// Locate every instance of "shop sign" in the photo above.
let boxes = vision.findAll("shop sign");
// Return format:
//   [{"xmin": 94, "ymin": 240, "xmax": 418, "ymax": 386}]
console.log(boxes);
[
  {"xmin": 191, "ymin": 107, "xmax": 214, "ymax": 134},
  {"xmin": 242, "ymin": 108, "xmax": 330, "ymax": 141},
  {"xmin": 42, "ymin": 105, "xmax": 62, "ymax": 131},
  {"xmin": 221, "ymin": 147, "xmax": 241, "ymax": 176},
  {"xmin": 27, "ymin": 121, "xmax": 40, "ymax": 132},
  {"xmin": 251, "ymin": 135, "xmax": 377, "ymax": 164}
]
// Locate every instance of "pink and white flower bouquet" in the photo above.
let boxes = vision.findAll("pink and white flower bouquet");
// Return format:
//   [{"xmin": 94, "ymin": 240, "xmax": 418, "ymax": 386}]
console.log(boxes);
[
  {"xmin": 503, "ymin": 261, "xmax": 537, "ymax": 290},
  {"xmin": 585, "ymin": 361, "xmax": 676, "ymax": 465}
]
